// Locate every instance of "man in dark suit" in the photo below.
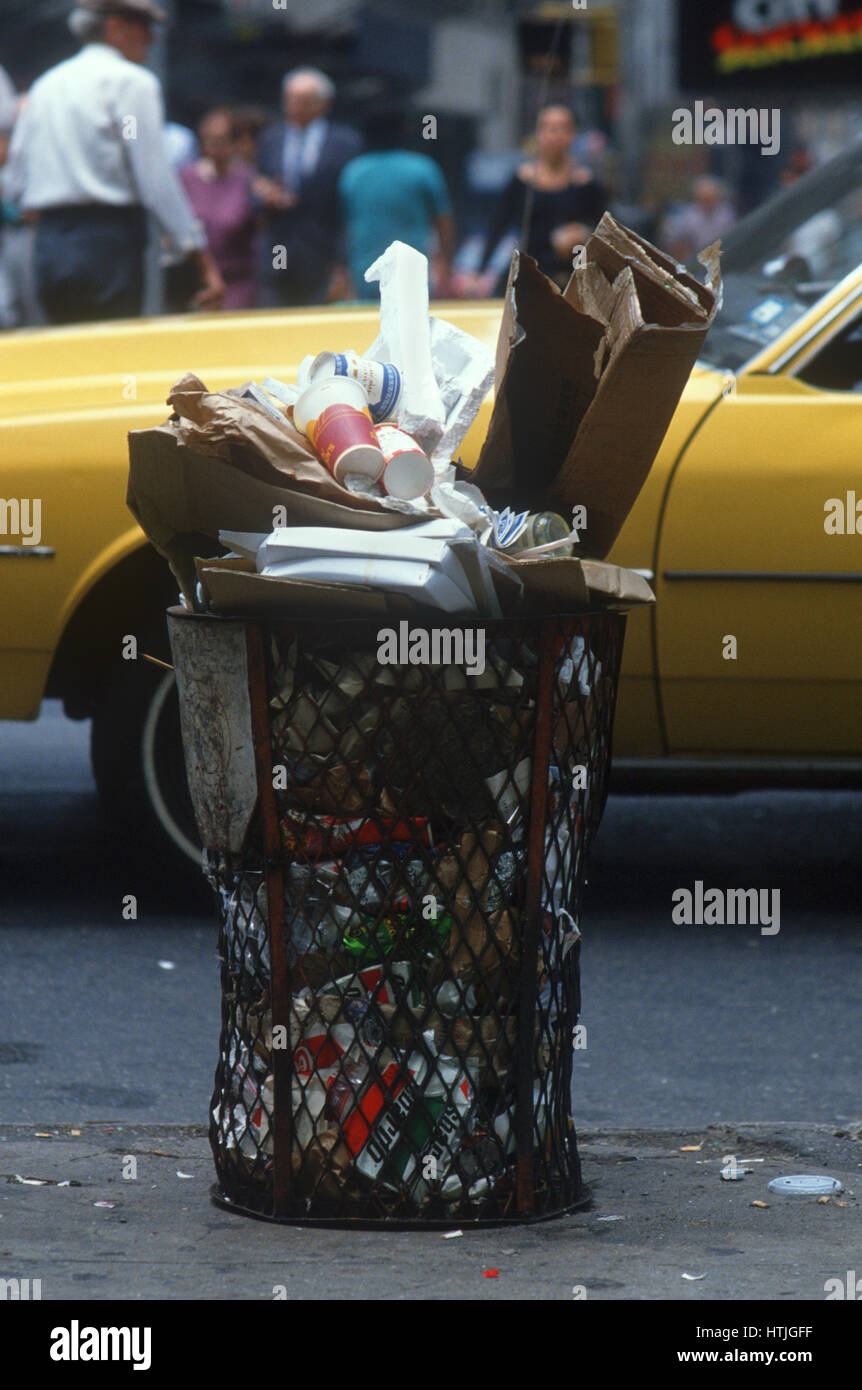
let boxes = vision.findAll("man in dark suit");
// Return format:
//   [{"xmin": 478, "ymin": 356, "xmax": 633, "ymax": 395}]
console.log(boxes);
[{"xmin": 256, "ymin": 67, "xmax": 362, "ymax": 307}]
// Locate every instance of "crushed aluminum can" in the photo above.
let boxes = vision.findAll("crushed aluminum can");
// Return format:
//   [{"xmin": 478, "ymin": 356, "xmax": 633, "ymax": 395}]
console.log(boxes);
[
  {"xmin": 344, "ymin": 846, "xmax": 436, "ymax": 915},
  {"xmin": 435, "ymin": 979, "xmax": 477, "ymax": 1015},
  {"xmin": 285, "ymin": 863, "xmax": 360, "ymax": 957},
  {"xmin": 484, "ymin": 850, "xmax": 520, "ymax": 914},
  {"xmin": 340, "ymin": 997, "xmax": 386, "ymax": 1051},
  {"xmin": 217, "ymin": 876, "xmax": 270, "ymax": 978}
]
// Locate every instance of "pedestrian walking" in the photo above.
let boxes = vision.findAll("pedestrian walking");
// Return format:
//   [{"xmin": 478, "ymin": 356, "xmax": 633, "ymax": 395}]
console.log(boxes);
[
  {"xmin": 6, "ymin": 0, "xmax": 223, "ymax": 324},
  {"xmin": 256, "ymin": 67, "xmax": 362, "ymax": 307},
  {"xmin": 231, "ymin": 106, "xmax": 268, "ymax": 175},
  {"xmin": 337, "ymin": 102, "xmax": 455, "ymax": 301},
  {"xmin": 478, "ymin": 104, "xmax": 606, "ymax": 292},
  {"xmin": 660, "ymin": 176, "xmax": 737, "ymax": 264},
  {"xmin": 180, "ymin": 108, "xmax": 257, "ymax": 309}
]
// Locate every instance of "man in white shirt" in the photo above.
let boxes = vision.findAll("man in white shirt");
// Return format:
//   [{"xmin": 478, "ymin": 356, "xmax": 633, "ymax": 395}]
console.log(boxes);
[{"xmin": 6, "ymin": 0, "xmax": 223, "ymax": 323}]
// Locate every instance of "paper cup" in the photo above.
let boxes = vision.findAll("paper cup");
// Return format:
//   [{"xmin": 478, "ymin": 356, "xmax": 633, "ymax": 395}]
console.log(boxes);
[
  {"xmin": 375, "ymin": 423, "xmax": 434, "ymax": 500},
  {"xmin": 308, "ymin": 351, "xmax": 402, "ymax": 423},
  {"xmin": 295, "ymin": 377, "xmax": 385, "ymax": 484},
  {"xmin": 294, "ymin": 374, "xmax": 369, "ymax": 432}
]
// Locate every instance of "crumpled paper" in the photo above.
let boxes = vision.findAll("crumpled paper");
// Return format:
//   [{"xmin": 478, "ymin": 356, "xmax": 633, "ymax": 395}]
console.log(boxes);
[{"xmin": 166, "ymin": 372, "xmax": 389, "ymax": 510}]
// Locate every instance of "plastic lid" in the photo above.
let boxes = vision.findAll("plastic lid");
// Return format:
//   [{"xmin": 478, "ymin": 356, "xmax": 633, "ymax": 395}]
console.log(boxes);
[{"xmin": 766, "ymin": 1175, "xmax": 844, "ymax": 1197}]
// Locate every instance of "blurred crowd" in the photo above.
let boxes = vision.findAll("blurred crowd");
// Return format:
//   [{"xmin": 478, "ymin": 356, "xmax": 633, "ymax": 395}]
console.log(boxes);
[{"xmin": 0, "ymin": 0, "xmax": 823, "ymax": 329}]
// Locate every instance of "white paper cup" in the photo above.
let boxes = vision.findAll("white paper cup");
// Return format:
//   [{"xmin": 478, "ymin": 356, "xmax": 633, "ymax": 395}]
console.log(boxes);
[
  {"xmin": 293, "ymin": 374, "xmax": 370, "ymax": 434},
  {"xmin": 375, "ymin": 423, "xmax": 434, "ymax": 500},
  {"xmin": 308, "ymin": 351, "xmax": 402, "ymax": 423}
]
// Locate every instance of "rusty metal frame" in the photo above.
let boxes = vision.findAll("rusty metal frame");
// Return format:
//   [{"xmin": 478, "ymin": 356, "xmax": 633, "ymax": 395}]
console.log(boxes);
[
  {"xmin": 515, "ymin": 618, "xmax": 559, "ymax": 1214},
  {"xmin": 245, "ymin": 622, "xmax": 294, "ymax": 1216}
]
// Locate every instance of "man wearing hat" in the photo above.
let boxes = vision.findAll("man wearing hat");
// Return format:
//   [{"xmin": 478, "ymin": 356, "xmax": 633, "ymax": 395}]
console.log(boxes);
[{"xmin": 6, "ymin": 0, "xmax": 223, "ymax": 322}]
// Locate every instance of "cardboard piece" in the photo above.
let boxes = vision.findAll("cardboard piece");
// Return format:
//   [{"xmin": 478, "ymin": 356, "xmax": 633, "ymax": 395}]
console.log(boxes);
[
  {"xmin": 501, "ymin": 554, "xmax": 654, "ymax": 611},
  {"xmin": 472, "ymin": 212, "xmax": 721, "ymax": 559},
  {"xmin": 127, "ymin": 423, "xmax": 421, "ymax": 607},
  {"xmin": 196, "ymin": 554, "xmax": 392, "ymax": 618},
  {"xmin": 580, "ymin": 557, "xmax": 655, "ymax": 606}
]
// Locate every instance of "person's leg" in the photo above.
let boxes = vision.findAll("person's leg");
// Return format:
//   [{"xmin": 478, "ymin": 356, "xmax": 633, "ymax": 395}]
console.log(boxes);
[
  {"xmin": 35, "ymin": 208, "xmax": 146, "ymax": 324},
  {"xmin": 86, "ymin": 208, "xmax": 146, "ymax": 319},
  {"xmin": 34, "ymin": 216, "xmax": 83, "ymax": 323}
]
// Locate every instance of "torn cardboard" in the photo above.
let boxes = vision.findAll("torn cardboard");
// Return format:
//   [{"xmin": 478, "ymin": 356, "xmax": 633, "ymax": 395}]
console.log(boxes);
[
  {"xmin": 127, "ymin": 423, "xmax": 422, "ymax": 607},
  {"xmin": 196, "ymin": 554, "xmax": 392, "ymax": 618},
  {"xmin": 502, "ymin": 554, "xmax": 654, "ymax": 612},
  {"xmin": 473, "ymin": 212, "xmax": 721, "ymax": 559}
]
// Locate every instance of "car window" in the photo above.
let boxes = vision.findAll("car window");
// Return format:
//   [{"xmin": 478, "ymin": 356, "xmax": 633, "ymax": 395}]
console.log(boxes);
[
  {"xmin": 697, "ymin": 140, "xmax": 862, "ymax": 373},
  {"xmin": 796, "ymin": 308, "xmax": 862, "ymax": 394}
]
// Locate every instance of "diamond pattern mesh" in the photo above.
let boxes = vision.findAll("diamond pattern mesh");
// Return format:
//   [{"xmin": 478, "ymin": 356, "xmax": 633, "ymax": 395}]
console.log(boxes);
[{"xmin": 202, "ymin": 614, "xmax": 625, "ymax": 1223}]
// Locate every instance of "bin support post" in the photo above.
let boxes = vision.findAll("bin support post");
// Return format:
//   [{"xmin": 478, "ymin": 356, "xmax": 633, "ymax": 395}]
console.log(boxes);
[
  {"xmin": 515, "ymin": 620, "xmax": 557, "ymax": 1215},
  {"xmin": 246, "ymin": 623, "xmax": 293, "ymax": 1216}
]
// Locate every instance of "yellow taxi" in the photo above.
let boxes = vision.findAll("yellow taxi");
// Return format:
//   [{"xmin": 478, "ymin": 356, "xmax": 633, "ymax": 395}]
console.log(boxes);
[{"xmin": 2, "ymin": 141, "xmax": 861, "ymax": 868}]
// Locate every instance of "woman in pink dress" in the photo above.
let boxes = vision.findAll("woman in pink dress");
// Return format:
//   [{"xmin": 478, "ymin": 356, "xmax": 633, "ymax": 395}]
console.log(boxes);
[{"xmin": 180, "ymin": 108, "xmax": 258, "ymax": 310}]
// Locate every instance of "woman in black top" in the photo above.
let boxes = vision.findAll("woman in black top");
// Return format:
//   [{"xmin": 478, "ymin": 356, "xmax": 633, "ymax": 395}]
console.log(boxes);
[{"xmin": 479, "ymin": 105, "xmax": 606, "ymax": 291}]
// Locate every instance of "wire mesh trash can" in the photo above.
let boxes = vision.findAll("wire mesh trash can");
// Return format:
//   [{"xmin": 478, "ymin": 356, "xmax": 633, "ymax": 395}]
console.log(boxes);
[{"xmin": 167, "ymin": 608, "xmax": 626, "ymax": 1225}]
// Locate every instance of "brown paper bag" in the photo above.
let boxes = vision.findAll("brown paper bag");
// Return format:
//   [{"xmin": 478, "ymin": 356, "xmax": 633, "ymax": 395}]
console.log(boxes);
[{"xmin": 472, "ymin": 214, "xmax": 721, "ymax": 558}]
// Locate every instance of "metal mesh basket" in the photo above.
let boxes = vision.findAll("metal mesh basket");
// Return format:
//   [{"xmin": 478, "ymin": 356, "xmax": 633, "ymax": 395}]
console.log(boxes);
[{"xmin": 168, "ymin": 609, "xmax": 626, "ymax": 1225}]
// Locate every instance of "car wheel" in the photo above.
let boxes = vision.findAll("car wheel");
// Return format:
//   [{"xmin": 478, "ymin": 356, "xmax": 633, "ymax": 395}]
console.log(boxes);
[{"xmin": 91, "ymin": 649, "xmax": 204, "ymax": 893}]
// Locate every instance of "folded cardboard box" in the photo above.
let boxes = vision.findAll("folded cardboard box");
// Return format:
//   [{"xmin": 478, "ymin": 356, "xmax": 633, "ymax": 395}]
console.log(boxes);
[{"xmin": 472, "ymin": 211, "xmax": 721, "ymax": 561}]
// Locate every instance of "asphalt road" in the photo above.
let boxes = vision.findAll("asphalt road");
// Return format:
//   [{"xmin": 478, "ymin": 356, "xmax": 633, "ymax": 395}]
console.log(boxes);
[{"xmin": 1, "ymin": 702, "xmax": 860, "ymax": 1132}]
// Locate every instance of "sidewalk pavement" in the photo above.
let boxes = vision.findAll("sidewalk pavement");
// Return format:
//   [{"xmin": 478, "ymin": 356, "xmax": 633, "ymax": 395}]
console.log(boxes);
[{"xmin": 2, "ymin": 1121, "xmax": 860, "ymax": 1300}]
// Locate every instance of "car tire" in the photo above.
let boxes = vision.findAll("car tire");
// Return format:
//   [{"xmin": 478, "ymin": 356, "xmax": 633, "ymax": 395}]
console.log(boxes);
[{"xmin": 90, "ymin": 644, "xmax": 206, "ymax": 899}]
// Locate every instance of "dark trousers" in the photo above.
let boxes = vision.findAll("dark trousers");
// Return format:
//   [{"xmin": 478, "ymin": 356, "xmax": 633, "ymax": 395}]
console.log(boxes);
[{"xmin": 34, "ymin": 204, "xmax": 147, "ymax": 324}]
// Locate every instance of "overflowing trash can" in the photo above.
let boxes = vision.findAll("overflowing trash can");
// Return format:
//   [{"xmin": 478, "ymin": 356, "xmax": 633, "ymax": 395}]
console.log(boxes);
[
  {"xmin": 169, "ymin": 607, "xmax": 626, "ymax": 1225},
  {"xmin": 130, "ymin": 215, "xmax": 720, "ymax": 1225}
]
